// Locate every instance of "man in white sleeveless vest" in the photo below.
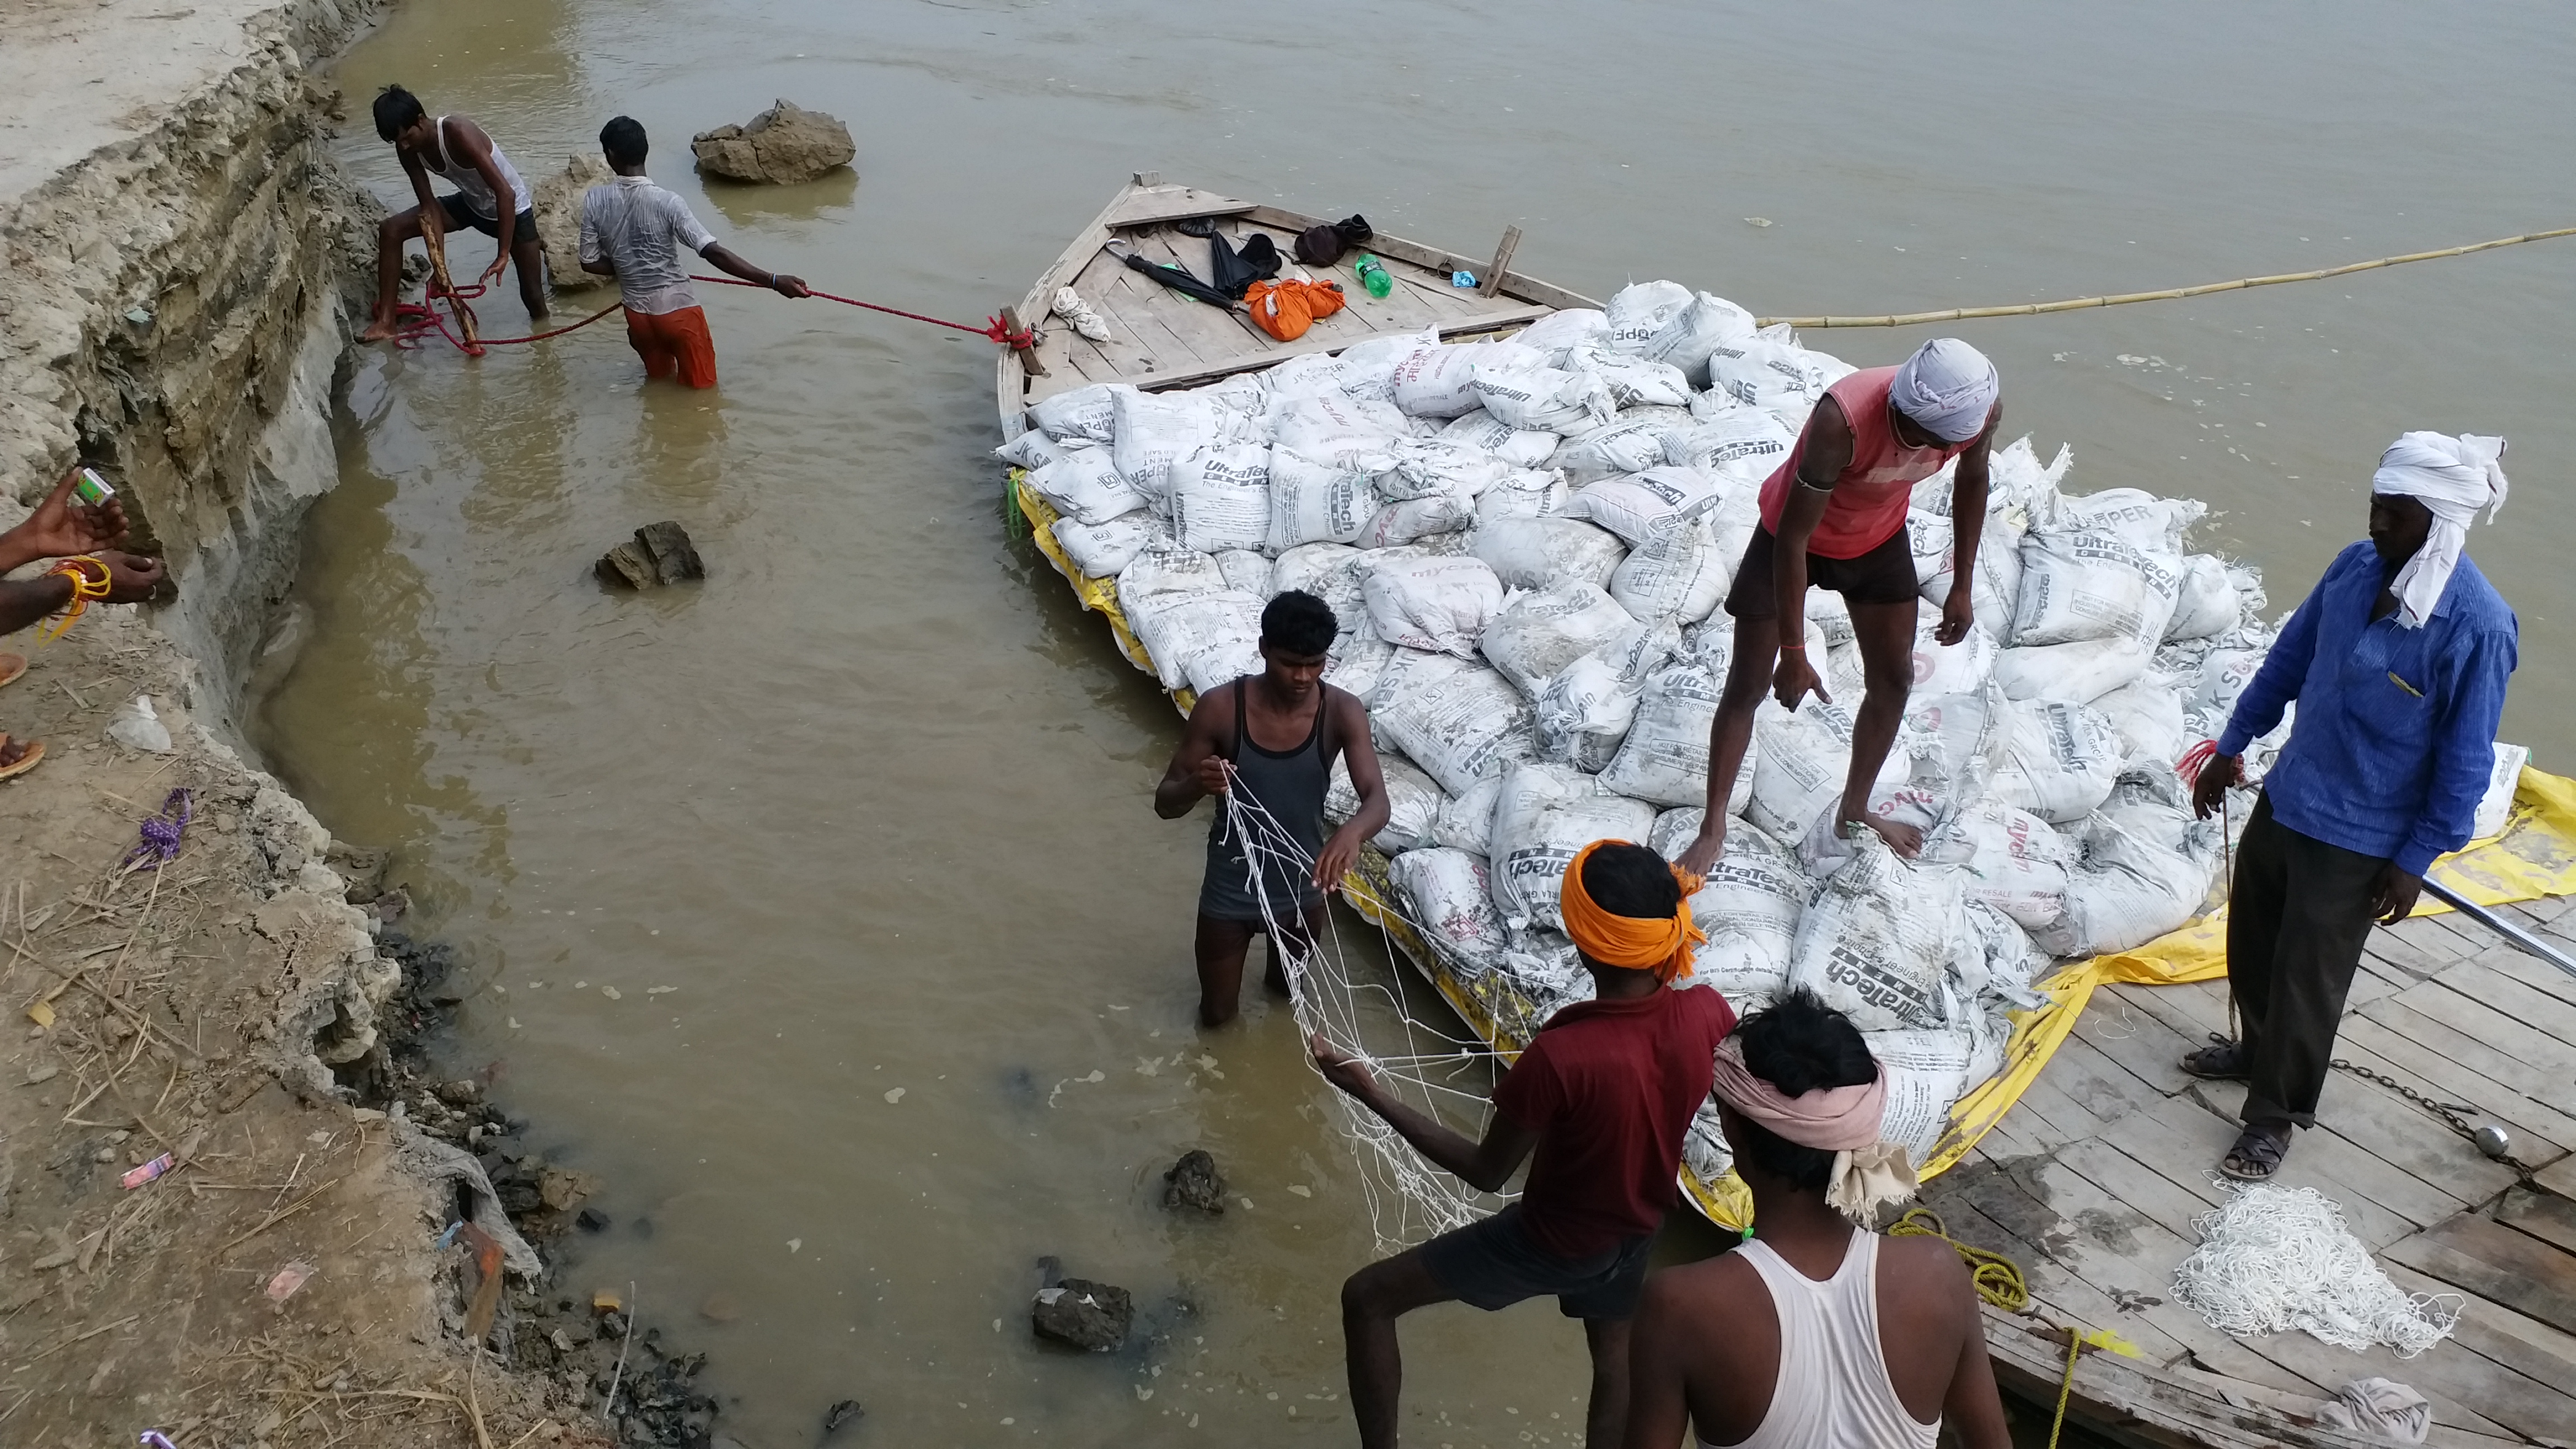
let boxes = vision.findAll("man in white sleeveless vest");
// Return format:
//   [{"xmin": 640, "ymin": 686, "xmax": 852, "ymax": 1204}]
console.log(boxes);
[
  {"xmin": 361, "ymin": 85, "xmax": 547, "ymax": 342},
  {"xmin": 1622, "ymin": 989, "xmax": 2009, "ymax": 1449}
]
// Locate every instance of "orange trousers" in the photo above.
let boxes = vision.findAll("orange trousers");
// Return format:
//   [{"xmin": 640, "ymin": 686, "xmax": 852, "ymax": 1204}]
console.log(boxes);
[{"xmin": 623, "ymin": 305, "xmax": 718, "ymax": 389}]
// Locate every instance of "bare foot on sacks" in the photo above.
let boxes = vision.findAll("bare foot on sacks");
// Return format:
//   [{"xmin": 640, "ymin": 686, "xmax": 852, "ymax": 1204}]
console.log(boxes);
[{"xmin": 1843, "ymin": 808, "xmax": 1922, "ymax": 860}]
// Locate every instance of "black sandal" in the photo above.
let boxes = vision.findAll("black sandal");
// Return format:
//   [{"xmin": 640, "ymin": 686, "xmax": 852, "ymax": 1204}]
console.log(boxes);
[
  {"xmin": 2219, "ymin": 1122, "xmax": 2293, "ymax": 1181},
  {"xmin": 2180, "ymin": 1039, "xmax": 2251, "ymax": 1081}
]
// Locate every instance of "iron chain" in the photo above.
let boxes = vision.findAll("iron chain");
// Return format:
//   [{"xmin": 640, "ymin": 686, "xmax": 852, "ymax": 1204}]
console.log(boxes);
[{"xmin": 2328, "ymin": 1058, "xmax": 2541, "ymax": 1181}]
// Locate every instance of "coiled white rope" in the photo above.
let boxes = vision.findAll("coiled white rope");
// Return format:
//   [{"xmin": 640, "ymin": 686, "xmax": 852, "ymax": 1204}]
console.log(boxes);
[{"xmin": 2171, "ymin": 1183, "xmax": 2461, "ymax": 1357}]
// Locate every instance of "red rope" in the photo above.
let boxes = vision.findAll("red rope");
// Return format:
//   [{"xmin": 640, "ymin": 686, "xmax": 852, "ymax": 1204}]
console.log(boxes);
[{"xmin": 392, "ymin": 274, "xmax": 1034, "ymax": 357}]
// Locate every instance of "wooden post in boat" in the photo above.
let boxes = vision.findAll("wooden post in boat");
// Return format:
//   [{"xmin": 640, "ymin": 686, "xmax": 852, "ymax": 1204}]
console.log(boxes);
[
  {"xmin": 1478, "ymin": 225, "xmax": 1523, "ymax": 298},
  {"xmin": 1000, "ymin": 305, "xmax": 1046, "ymax": 378},
  {"xmin": 419, "ymin": 205, "xmax": 479, "ymax": 348}
]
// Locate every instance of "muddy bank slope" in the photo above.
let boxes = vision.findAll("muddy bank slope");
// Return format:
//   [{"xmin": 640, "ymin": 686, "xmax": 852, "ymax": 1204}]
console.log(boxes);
[{"xmin": 0, "ymin": 2, "xmax": 598, "ymax": 1443}]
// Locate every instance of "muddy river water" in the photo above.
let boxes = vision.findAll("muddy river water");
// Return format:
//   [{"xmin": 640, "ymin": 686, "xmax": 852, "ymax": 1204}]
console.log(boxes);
[{"xmin": 262, "ymin": 2, "xmax": 2575, "ymax": 1443}]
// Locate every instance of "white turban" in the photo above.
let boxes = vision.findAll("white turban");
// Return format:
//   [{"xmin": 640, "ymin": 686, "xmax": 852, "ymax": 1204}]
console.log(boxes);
[
  {"xmin": 2373, "ymin": 431, "xmax": 2508, "ymax": 629},
  {"xmin": 1888, "ymin": 338, "xmax": 1999, "ymax": 443}
]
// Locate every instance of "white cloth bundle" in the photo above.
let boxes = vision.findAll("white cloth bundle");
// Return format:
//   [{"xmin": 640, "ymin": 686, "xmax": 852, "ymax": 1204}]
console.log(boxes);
[{"xmin": 2372, "ymin": 431, "xmax": 2507, "ymax": 629}]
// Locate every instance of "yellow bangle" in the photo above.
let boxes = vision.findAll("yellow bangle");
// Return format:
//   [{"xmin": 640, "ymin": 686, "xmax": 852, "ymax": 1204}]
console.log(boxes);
[{"xmin": 38, "ymin": 555, "xmax": 112, "ymax": 642}]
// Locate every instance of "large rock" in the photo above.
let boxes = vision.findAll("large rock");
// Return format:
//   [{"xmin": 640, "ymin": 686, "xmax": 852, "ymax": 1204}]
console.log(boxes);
[
  {"xmin": 1031, "ymin": 1277, "xmax": 1131, "ymax": 1352},
  {"xmin": 692, "ymin": 100, "xmax": 855, "ymax": 185},
  {"xmin": 530, "ymin": 153, "xmax": 615, "ymax": 291}
]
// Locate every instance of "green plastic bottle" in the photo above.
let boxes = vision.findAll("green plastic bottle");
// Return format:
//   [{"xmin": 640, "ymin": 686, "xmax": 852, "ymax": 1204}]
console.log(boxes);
[{"xmin": 1354, "ymin": 253, "xmax": 1393, "ymax": 300}]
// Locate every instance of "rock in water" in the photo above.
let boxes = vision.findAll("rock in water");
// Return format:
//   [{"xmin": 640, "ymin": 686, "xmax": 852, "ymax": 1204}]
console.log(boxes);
[
  {"xmin": 691, "ymin": 100, "xmax": 856, "ymax": 185},
  {"xmin": 597, "ymin": 521, "xmax": 706, "ymax": 589},
  {"xmin": 822, "ymin": 1399, "xmax": 864, "ymax": 1434},
  {"xmin": 1163, "ymin": 1149, "xmax": 1225, "ymax": 1213},
  {"xmin": 530, "ymin": 153, "xmax": 615, "ymax": 290},
  {"xmin": 1030, "ymin": 1276, "xmax": 1132, "ymax": 1352}
]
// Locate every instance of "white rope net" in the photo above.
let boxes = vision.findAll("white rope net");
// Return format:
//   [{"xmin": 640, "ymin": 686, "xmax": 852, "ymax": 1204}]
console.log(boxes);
[
  {"xmin": 2171, "ymin": 1183, "xmax": 2461, "ymax": 1357},
  {"xmin": 1219, "ymin": 780, "xmax": 1517, "ymax": 1251}
]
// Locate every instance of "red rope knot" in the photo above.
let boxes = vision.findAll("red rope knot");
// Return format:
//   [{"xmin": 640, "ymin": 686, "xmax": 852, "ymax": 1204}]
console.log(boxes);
[{"xmin": 985, "ymin": 314, "xmax": 1036, "ymax": 349}]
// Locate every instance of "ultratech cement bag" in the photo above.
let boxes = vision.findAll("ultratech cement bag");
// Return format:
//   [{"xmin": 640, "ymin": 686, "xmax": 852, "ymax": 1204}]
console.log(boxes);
[
  {"xmin": 1115, "ymin": 388, "xmax": 1242, "ymax": 502},
  {"xmin": 1862, "ymin": 1030, "xmax": 1975, "ymax": 1166},
  {"xmin": 1785, "ymin": 835, "xmax": 1974, "ymax": 1033},
  {"xmin": 1992, "ymin": 637, "xmax": 2153, "ymax": 706},
  {"xmin": 1933, "ymin": 797, "xmax": 2073, "ymax": 934},
  {"xmin": 1572, "ymin": 342, "xmax": 1694, "ymax": 410},
  {"xmin": 1641, "ymin": 292, "xmax": 1759, "ymax": 387},
  {"xmin": 1510, "ymin": 308, "xmax": 1609, "ymax": 368},
  {"xmin": 1124, "ymin": 589, "xmax": 1263, "ymax": 693},
  {"xmin": 1390, "ymin": 847, "xmax": 1509, "ymax": 978},
  {"xmin": 2090, "ymin": 678, "xmax": 2188, "ymax": 767},
  {"xmin": 1327, "ymin": 752, "xmax": 1444, "ymax": 854},
  {"xmin": 1213, "ymin": 549, "xmax": 1273, "ymax": 598},
  {"xmin": 1391, "ymin": 341, "xmax": 1540, "ymax": 420},
  {"xmin": 1382, "ymin": 439, "xmax": 1513, "ymax": 501},
  {"xmin": 1471, "ymin": 517, "xmax": 1628, "ymax": 591},
  {"xmin": 1990, "ymin": 698, "xmax": 2124, "ymax": 824},
  {"xmin": 1471, "ymin": 357, "xmax": 1618, "ymax": 436},
  {"xmin": 1474, "ymin": 468, "xmax": 1572, "ymax": 524},
  {"xmin": 1481, "ymin": 582, "xmax": 1647, "ymax": 695},
  {"xmin": 1266, "ymin": 448, "xmax": 1381, "ymax": 551},
  {"xmin": 1564, "ymin": 466, "xmax": 1724, "ymax": 547},
  {"xmin": 1600, "ymin": 662, "xmax": 1732, "ymax": 808},
  {"xmin": 1437, "ymin": 409, "xmax": 1564, "ymax": 469},
  {"xmin": 1355, "ymin": 493, "xmax": 1476, "ymax": 548},
  {"xmin": 1611, "ymin": 517, "xmax": 1729, "ymax": 625},
  {"xmin": 1706, "ymin": 337, "xmax": 1849, "ymax": 417},
  {"xmin": 2012, "ymin": 523, "xmax": 2187, "ymax": 648},
  {"xmin": 2163, "ymin": 553, "xmax": 2241, "ymax": 641},
  {"xmin": 1434, "ymin": 773, "xmax": 1503, "ymax": 857},
  {"xmin": 1332, "ymin": 328, "xmax": 1440, "ymax": 401},
  {"xmin": 1051, "ymin": 514, "xmax": 1162, "ymax": 578},
  {"xmin": 1553, "ymin": 408, "xmax": 1698, "ymax": 484},
  {"xmin": 1029, "ymin": 381, "xmax": 1134, "ymax": 442},
  {"xmin": 1748, "ymin": 697, "xmax": 1857, "ymax": 844},
  {"xmin": 1027, "ymin": 447, "xmax": 1148, "ymax": 527},
  {"xmin": 1169, "ymin": 444, "xmax": 1273, "ymax": 553},
  {"xmin": 1664, "ymin": 409, "xmax": 1796, "ymax": 486},
  {"xmin": 1363, "ymin": 556, "xmax": 1506, "ymax": 657},
  {"xmin": 1376, "ymin": 665, "xmax": 1537, "ymax": 795},
  {"xmin": 1658, "ymin": 813, "xmax": 1805, "ymax": 1000},
  {"xmin": 1532, "ymin": 624, "xmax": 1678, "ymax": 774},
  {"xmin": 1486, "ymin": 761, "xmax": 1660, "ymax": 932}
]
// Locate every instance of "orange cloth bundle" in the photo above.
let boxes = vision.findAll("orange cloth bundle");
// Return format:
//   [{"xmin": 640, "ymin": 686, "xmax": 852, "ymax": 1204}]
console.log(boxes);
[
  {"xmin": 1558, "ymin": 840, "xmax": 1705, "ymax": 983},
  {"xmin": 1243, "ymin": 278, "xmax": 1347, "ymax": 341}
]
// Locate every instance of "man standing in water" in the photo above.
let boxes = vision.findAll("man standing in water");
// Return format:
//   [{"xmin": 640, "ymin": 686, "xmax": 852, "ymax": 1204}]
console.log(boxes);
[
  {"xmin": 359, "ymin": 86, "xmax": 548, "ymax": 342},
  {"xmin": 1677, "ymin": 339, "xmax": 2000, "ymax": 875},
  {"xmin": 2186, "ymin": 432, "xmax": 2515, "ymax": 1181},
  {"xmin": 1314, "ymin": 840, "xmax": 1737, "ymax": 1449},
  {"xmin": 1621, "ymin": 989, "xmax": 2009, "ymax": 1449},
  {"xmin": 1154, "ymin": 590, "xmax": 1387, "ymax": 1026},
  {"xmin": 580, "ymin": 116, "xmax": 810, "ymax": 390}
]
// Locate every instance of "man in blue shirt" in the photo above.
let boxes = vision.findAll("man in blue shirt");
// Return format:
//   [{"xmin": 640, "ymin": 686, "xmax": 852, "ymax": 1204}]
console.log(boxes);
[{"xmin": 2186, "ymin": 432, "xmax": 2516, "ymax": 1181}]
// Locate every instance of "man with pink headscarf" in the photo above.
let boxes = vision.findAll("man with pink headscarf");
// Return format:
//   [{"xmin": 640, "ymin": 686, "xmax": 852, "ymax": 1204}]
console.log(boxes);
[
  {"xmin": 2187, "ymin": 432, "xmax": 2517, "ymax": 1182},
  {"xmin": 1623, "ymin": 989, "xmax": 2009, "ymax": 1449}
]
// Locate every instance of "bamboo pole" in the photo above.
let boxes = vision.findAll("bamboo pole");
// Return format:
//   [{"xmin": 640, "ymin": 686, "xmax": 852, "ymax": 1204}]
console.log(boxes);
[{"xmin": 1756, "ymin": 226, "xmax": 2576, "ymax": 329}]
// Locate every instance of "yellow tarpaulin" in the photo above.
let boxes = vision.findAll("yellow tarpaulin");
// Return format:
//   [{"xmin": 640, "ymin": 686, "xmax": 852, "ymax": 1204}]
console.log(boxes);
[{"xmin": 1016, "ymin": 468, "xmax": 2576, "ymax": 1229}]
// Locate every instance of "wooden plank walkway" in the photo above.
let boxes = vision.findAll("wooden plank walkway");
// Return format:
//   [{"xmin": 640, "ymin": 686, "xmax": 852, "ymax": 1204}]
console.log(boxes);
[{"xmin": 1925, "ymin": 898, "xmax": 2576, "ymax": 1448}]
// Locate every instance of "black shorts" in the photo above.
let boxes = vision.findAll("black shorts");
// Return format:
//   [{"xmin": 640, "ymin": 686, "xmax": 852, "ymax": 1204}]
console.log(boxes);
[
  {"xmin": 1420, "ymin": 1204, "xmax": 1654, "ymax": 1321},
  {"xmin": 1724, "ymin": 521, "xmax": 1920, "ymax": 618},
  {"xmin": 438, "ymin": 195, "xmax": 539, "ymax": 245}
]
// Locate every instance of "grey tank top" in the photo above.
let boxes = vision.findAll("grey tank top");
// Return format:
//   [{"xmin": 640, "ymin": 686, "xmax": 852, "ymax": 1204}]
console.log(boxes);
[{"xmin": 1210, "ymin": 678, "xmax": 1332, "ymax": 861}]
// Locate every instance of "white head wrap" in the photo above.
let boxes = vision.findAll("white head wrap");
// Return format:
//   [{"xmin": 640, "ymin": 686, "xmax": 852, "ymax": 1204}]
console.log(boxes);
[
  {"xmin": 2372, "ymin": 432, "xmax": 2508, "ymax": 629},
  {"xmin": 1887, "ymin": 337, "xmax": 1999, "ymax": 443}
]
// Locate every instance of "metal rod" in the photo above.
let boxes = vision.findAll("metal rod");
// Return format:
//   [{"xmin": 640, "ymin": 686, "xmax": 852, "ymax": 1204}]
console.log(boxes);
[{"xmin": 2419, "ymin": 879, "xmax": 2576, "ymax": 980}]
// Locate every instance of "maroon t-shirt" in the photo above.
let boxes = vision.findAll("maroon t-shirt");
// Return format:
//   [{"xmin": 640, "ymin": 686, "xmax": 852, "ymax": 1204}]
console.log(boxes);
[{"xmin": 1491, "ymin": 983, "xmax": 1737, "ymax": 1259}]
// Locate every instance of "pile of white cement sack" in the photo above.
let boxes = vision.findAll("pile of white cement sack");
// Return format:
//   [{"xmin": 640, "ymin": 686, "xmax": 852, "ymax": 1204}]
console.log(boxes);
[{"xmin": 1007, "ymin": 281, "xmax": 2518, "ymax": 1186}]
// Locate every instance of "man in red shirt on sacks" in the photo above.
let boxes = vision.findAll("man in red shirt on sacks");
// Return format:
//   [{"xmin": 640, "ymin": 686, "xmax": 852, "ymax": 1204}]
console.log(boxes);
[{"xmin": 1312, "ymin": 840, "xmax": 1736, "ymax": 1449}]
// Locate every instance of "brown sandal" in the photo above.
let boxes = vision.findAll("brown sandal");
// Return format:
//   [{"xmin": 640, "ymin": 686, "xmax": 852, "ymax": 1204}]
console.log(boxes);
[
  {"xmin": 0, "ymin": 653, "xmax": 25, "ymax": 689},
  {"xmin": 2219, "ymin": 1121, "xmax": 2293, "ymax": 1181}
]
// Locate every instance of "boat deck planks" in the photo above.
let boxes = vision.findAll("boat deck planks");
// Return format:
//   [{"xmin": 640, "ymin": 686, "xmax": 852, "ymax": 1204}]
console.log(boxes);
[
  {"xmin": 1928, "ymin": 899, "xmax": 2576, "ymax": 1446},
  {"xmin": 1000, "ymin": 177, "xmax": 1595, "ymax": 419}
]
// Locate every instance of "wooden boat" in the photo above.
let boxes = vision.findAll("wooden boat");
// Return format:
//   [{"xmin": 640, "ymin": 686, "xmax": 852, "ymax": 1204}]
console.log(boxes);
[
  {"xmin": 998, "ymin": 177, "xmax": 2576, "ymax": 1449},
  {"xmin": 997, "ymin": 172, "xmax": 1593, "ymax": 428}
]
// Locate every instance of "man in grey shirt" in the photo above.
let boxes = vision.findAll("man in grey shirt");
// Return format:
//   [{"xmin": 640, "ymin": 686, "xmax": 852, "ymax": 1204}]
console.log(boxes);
[{"xmin": 578, "ymin": 116, "xmax": 808, "ymax": 388}]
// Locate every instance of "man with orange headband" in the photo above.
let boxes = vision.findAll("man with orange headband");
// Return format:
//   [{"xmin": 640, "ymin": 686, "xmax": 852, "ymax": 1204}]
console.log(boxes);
[
  {"xmin": 1313, "ymin": 840, "xmax": 1737, "ymax": 1449},
  {"xmin": 1622, "ymin": 989, "xmax": 2007, "ymax": 1449}
]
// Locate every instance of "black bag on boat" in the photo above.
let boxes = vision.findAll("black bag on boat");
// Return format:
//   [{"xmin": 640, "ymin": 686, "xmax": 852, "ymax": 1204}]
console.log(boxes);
[
  {"xmin": 1206, "ymin": 231, "xmax": 1283, "ymax": 300},
  {"xmin": 1293, "ymin": 215, "xmax": 1374, "ymax": 267}
]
